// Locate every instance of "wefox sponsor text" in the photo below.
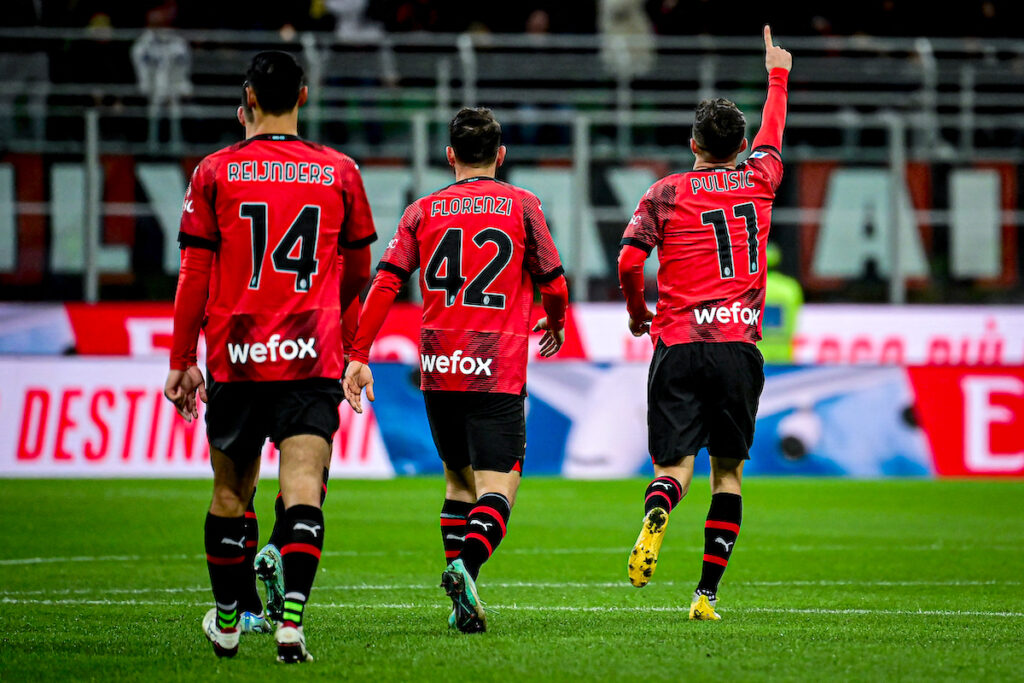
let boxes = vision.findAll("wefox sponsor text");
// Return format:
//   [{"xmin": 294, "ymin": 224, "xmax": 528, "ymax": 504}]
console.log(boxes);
[
  {"xmin": 420, "ymin": 350, "xmax": 493, "ymax": 376},
  {"xmin": 227, "ymin": 335, "xmax": 318, "ymax": 364},
  {"xmin": 693, "ymin": 302, "xmax": 762, "ymax": 326}
]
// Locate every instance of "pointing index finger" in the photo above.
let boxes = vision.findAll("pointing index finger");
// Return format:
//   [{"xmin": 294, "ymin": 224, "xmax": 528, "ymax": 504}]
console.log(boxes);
[{"xmin": 764, "ymin": 25, "xmax": 773, "ymax": 49}]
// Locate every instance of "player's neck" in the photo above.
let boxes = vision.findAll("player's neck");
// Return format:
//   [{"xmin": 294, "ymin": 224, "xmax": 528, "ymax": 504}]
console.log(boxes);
[
  {"xmin": 693, "ymin": 157, "xmax": 738, "ymax": 171},
  {"xmin": 248, "ymin": 112, "xmax": 300, "ymax": 138},
  {"xmin": 453, "ymin": 163, "xmax": 496, "ymax": 182}
]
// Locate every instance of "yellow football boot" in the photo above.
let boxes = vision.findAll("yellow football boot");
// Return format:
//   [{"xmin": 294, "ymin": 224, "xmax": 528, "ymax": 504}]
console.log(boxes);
[
  {"xmin": 689, "ymin": 593, "xmax": 722, "ymax": 621},
  {"xmin": 628, "ymin": 507, "xmax": 669, "ymax": 587}
]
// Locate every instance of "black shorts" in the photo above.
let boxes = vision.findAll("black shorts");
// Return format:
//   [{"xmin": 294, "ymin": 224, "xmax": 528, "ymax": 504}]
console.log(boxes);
[
  {"xmin": 647, "ymin": 340, "xmax": 764, "ymax": 466},
  {"xmin": 205, "ymin": 376, "xmax": 343, "ymax": 462},
  {"xmin": 423, "ymin": 390, "xmax": 526, "ymax": 474}
]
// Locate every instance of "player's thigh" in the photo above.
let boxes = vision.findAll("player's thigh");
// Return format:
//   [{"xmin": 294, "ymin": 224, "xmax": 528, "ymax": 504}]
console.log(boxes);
[
  {"xmin": 706, "ymin": 343, "xmax": 764, "ymax": 460},
  {"xmin": 204, "ymin": 377, "xmax": 269, "ymax": 461},
  {"xmin": 465, "ymin": 392, "xmax": 526, "ymax": 476},
  {"xmin": 423, "ymin": 391, "xmax": 472, "ymax": 472},
  {"xmin": 647, "ymin": 341, "xmax": 709, "ymax": 467}
]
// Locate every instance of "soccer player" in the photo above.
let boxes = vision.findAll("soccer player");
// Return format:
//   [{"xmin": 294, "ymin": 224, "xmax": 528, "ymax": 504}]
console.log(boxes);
[
  {"xmin": 618, "ymin": 26, "xmax": 792, "ymax": 620},
  {"xmin": 342, "ymin": 107, "xmax": 569, "ymax": 633},
  {"xmin": 163, "ymin": 51, "xmax": 376, "ymax": 662}
]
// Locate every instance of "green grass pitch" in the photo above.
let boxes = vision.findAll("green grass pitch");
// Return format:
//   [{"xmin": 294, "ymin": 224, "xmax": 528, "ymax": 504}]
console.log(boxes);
[{"xmin": 1, "ymin": 478, "xmax": 1022, "ymax": 681}]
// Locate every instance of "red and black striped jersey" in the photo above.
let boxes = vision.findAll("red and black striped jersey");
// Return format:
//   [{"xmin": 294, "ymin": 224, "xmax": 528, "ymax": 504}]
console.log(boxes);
[
  {"xmin": 621, "ymin": 68, "xmax": 789, "ymax": 346},
  {"xmin": 178, "ymin": 134, "xmax": 376, "ymax": 381},
  {"xmin": 378, "ymin": 176, "xmax": 564, "ymax": 393}
]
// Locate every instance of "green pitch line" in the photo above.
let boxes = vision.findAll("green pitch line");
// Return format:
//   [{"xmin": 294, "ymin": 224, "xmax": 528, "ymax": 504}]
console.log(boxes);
[{"xmin": 0, "ymin": 477, "xmax": 1021, "ymax": 681}]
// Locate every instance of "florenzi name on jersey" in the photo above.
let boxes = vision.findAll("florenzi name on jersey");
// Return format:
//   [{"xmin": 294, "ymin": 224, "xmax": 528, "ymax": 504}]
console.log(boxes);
[
  {"xmin": 226, "ymin": 160, "xmax": 335, "ymax": 185},
  {"xmin": 226, "ymin": 334, "xmax": 318, "ymax": 365},
  {"xmin": 689, "ymin": 170, "xmax": 755, "ymax": 195},
  {"xmin": 430, "ymin": 195, "xmax": 513, "ymax": 217},
  {"xmin": 420, "ymin": 349, "xmax": 494, "ymax": 376}
]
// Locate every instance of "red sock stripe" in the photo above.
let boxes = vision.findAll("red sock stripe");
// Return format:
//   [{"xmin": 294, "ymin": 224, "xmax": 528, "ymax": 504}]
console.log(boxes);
[
  {"xmin": 464, "ymin": 532, "xmax": 493, "ymax": 557},
  {"xmin": 439, "ymin": 518, "xmax": 466, "ymax": 527},
  {"xmin": 206, "ymin": 554, "xmax": 245, "ymax": 566},
  {"xmin": 645, "ymin": 491, "xmax": 673, "ymax": 509},
  {"xmin": 244, "ymin": 511, "xmax": 257, "ymax": 519},
  {"xmin": 705, "ymin": 520, "xmax": 740, "ymax": 534},
  {"xmin": 281, "ymin": 542, "xmax": 322, "ymax": 559},
  {"xmin": 469, "ymin": 506, "xmax": 507, "ymax": 536},
  {"xmin": 445, "ymin": 550, "xmax": 460, "ymax": 559},
  {"xmin": 322, "ymin": 483, "xmax": 328, "ymax": 494},
  {"xmin": 245, "ymin": 541, "xmax": 257, "ymax": 548},
  {"xmin": 654, "ymin": 476, "xmax": 682, "ymax": 498},
  {"xmin": 703, "ymin": 553, "xmax": 729, "ymax": 567}
]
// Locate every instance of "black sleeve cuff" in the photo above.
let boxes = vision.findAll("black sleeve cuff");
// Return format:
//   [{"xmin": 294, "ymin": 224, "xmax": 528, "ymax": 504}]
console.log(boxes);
[
  {"xmin": 177, "ymin": 231, "xmax": 219, "ymax": 251},
  {"xmin": 530, "ymin": 265, "xmax": 565, "ymax": 285},
  {"xmin": 340, "ymin": 233, "xmax": 378, "ymax": 249},
  {"xmin": 377, "ymin": 260, "xmax": 412, "ymax": 281},
  {"xmin": 620, "ymin": 237, "xmax": 655, "ymax": 255},
  {"xmin": 752, "ymin": 145, "xmax": 782, "ymax": 161}
]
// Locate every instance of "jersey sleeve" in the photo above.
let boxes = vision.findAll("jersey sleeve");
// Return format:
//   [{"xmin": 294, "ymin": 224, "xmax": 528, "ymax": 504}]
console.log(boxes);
[
  {"xmin": 747, "ymin": 67, "xmax": 789, "ymax": 192},
  {"xmin": 522, "ymin": 191, "xmax": 564, "ymax": 284},
  {"xmin": 337, "ymin": 157, "xmax": 378, "ymax": 251},
  {"xmin": 620, "ymin": 180, "xmax": 675, "ymax": 254},
  {"xmin": 377, "ymin": 201, "xmax": 422, "ymax": 280},
  {"xmin": 177, "ymin": 159, "xmax": 219, "ymax": 250}
]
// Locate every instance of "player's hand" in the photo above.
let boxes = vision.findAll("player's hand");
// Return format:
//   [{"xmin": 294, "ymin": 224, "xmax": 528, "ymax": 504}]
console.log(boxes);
[
  {"xmin": 763, "ymin": 25, "xmax": 792, "ymax": 73},
  {"xmin": 532, "ymin": 317, "xmax": 565, "ymax": 358},
  {"xmin": 343, "ymin": 361, "xmax": 375, "ymax": 414},
  {"xmin": 163, "ymin": 365, "xmax": 207, "ymax": 422},
  {"xmin": 628, "ymin": 309, "xmax": 655, "ymax": 337}
]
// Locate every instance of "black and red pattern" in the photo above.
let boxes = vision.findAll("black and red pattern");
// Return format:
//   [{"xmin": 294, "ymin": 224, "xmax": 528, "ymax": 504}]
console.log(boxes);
[
  {"xmin": 174, "ymin": 135, "xmax": 377, "ymax": 382},
  {"xmin": 619, "ymin": 68, "xmax": 789, "ymax": 349},
  {"xmin": 459, "ymin": 492, "xmax": 511, "ymax": 580},
  {"xmin": 377, "ymin": 176, "xmax": 564, "ymax": 395},
  {"xmin": 440, "ymin": 499, "xmax": 474, "ymax": 564},
  {"xmin": 697, "ymin": 493, "xmax": 742, "ymax": 597},
  {"xmin": 644, "ymin": 475, "xmax": 684, "ymax": 514}
]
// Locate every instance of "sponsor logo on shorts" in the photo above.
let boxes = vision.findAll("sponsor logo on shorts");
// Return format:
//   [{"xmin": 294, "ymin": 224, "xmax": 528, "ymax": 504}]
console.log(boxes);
[
  {"xmin": 226, "ymin": 334, "xmax": 317, "ymax": 364},
  {"xmin": 693, "ymin": 302, "xmax": 761, "ymax": 326},
  {"xmin": 420, "ymin": 350, "xmax": 493, "ymax": 376}
]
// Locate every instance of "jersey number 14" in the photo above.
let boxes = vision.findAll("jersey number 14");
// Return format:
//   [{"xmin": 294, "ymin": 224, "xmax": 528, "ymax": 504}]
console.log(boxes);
[{"xmin": 240, "ymin": 203, "xmax": 320, "ymax": 292}]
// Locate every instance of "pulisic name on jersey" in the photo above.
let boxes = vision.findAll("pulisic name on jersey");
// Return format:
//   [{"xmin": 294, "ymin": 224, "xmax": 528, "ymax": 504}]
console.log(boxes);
[
  {"xmin": 227, "ymin": 334, "xmax": 318, "ymax": 364},
  {"xmin": 690, "ymin": 170, "xmax": 755, "ymax": 195},
  {"xmin": 430, "ymin": 196, "xmax": 512, "ymax": 217},
  {"xmin": 226, "ymin": 161, "xmax": 335, "ymax": 185}
]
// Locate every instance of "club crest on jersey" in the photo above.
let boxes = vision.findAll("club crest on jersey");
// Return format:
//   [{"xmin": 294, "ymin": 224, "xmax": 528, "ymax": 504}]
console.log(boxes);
[
  {"xmin": 693, "ymin": 302, "xmax": 761, "ymax": 326},
  {"xmin": 690, "ymin": 170, "xmax": 754, "ymax": 195},
  {"xmin": 226, "ymin": 334, "xmax": 317, "ymax": 364},
  {"xmin": 420, "ymin": 350, "xmax": 493, "ymax": 376}
]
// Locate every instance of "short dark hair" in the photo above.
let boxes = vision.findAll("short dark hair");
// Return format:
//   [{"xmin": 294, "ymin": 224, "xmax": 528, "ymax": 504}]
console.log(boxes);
[
  {"xmin": 692, "ymin": 98, "xmax": 746, "ymax": 160},
  {"xmin": 245, "ymin": 51, "xmax": 305, "ymax": 116},
  {"xmin": 449, "ymin": 107, "xmax": 502, "ymax": 166}
]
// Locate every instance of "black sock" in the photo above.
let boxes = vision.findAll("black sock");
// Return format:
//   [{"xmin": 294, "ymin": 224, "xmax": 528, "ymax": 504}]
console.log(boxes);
[
  {"xmin": 696, "ymin": 493, "xmax": 742, "ymax": 598},
  {"xmin": 204, "ymin": 513, "xmax": 248, "ymax": 631},
  {"xmin": 270, "ymin": 468, "xmax": 328, "ymax": 549},
  {"xmin": 644, "ymin": 476, "xmax": 683, "ymax": 515},
  {"xmin": 458, "ymin": 492, "xmax": 511, "ymax": 581},
  {"xmin": 239, "ymin": 489, "xmax": 263, "ymax": 614},
  {"xmin": 280, "ymin": 504, "xmax": 325, "ymax": 628},
  {"xmin": 440, "ymin": 499, "xmax": 474, "ymax": 566}
]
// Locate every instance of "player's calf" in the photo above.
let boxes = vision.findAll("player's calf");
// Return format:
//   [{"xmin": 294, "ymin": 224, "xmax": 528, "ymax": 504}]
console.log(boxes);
[
  {"xmin": 628, "ymin": 476, "xmax": 684, "ymax": 587},
  {"xmin": 695, "ymin": 492, "xmax": 742, "ymax": 606},
  {"xmin": 458, "ymin": 492, "xmax": 511, "ymax": 580},
  {"xmin": 440, "ymin": 499, "xmax": 474, "ymax": 565}
]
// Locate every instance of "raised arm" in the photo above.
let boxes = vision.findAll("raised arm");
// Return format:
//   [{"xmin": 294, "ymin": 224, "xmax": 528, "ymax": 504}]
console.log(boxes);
[{"xmin": 750, "ymin": 25, "xmax": 792, "ymax": 153}]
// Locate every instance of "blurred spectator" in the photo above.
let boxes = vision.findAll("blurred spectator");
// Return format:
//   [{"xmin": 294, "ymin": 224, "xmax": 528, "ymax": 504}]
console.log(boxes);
[
  {"xmin": 600, "ymin": 0, "xmax": 655, "ymax": 78},
  {"xmin": 131, "ymin": 0, "xmax": 191, "ymax": 150},
  {"xmin": 327, "ymin": 0, "xmax": 384, "ymax": 40}
]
